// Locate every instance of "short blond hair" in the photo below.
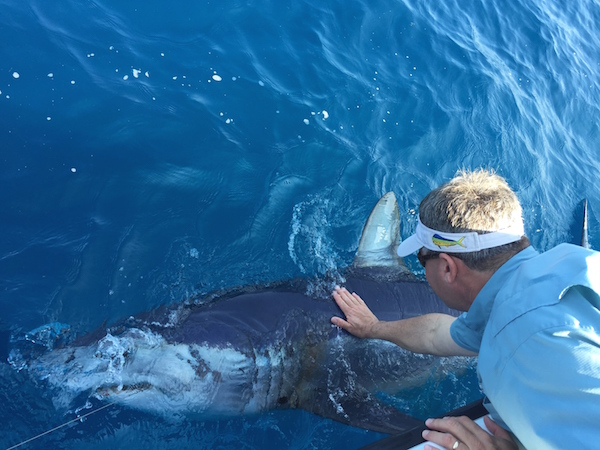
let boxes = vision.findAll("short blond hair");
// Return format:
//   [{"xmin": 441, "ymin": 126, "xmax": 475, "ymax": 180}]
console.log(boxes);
[{"xmin": 419, "ymin": 169, "xmax": 529, "ymax": 271}]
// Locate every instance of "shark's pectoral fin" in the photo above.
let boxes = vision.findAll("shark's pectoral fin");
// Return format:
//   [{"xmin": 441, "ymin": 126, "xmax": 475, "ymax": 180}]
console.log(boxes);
[{"xmin": 305, "ymin": 387, "xmax": 422, "ymax": 435}]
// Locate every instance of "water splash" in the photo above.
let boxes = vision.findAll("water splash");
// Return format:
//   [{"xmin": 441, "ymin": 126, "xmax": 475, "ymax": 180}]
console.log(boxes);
[{"xmin": 288, "ymin": 196, "xmax": 341, "ymax": 277}]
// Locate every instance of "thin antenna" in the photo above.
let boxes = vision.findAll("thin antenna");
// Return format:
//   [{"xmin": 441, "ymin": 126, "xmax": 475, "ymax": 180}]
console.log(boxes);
[{"xmin": 581, "ymin": 199, "xmax": 589, "ymax": 249}]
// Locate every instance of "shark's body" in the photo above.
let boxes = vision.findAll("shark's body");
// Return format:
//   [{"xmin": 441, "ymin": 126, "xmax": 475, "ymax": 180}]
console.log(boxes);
[{"xmin": 11, "ymin": 193, "xmax": 465, "ymax": 434}]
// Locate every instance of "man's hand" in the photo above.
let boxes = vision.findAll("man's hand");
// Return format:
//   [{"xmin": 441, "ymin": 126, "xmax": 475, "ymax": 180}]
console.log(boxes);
[
  {"xmin": 331, "ymin": 288, "xmax": 474, "ymax": 356},
  {"xmin": 422, "ymin": 415, "xmax": 518, "ymax": 450},
  {"xmin": 331, "ymin": 287, "xmax": 379, "ymax": 338}
]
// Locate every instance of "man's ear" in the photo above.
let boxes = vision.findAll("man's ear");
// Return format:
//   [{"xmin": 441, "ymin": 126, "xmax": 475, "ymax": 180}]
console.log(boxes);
[{"xmin": 438, "ymin": 253, "xmax": 459, "ymax": 283}]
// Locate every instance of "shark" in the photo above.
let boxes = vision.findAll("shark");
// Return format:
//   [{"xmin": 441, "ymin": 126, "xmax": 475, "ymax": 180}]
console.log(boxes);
[{"xmin": 9, "ymin": 192, "xmax": 465, "ymax": 435}]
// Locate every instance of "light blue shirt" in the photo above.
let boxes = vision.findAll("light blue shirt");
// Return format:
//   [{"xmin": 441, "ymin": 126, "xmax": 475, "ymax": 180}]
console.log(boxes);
[{"xmin": 450, "ymin": 244, "xmax": 600, "ymax": 449}]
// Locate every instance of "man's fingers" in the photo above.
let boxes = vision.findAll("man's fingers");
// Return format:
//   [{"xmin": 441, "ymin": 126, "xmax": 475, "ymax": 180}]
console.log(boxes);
[
  {"xmin": 330, "ymin": 316, "xmax": 350, "ymax": 330},
  {"xmin": 425, "ymin": 417, "xmax": 471, "ymax": 435},
  {"xmin": 483, "ymin": 416, "xmax": 512, "ymax": 440},
  {"xmin": 422, "ymin": 429, "xmax": 457, "ymax": 449},
  {"xmin": 331, "ymin": 286, "xmax": 377, "ymax": 339},
  {"xmin": 424, "ymin": 416, "xmax": 517, "ymax": 450},
  {"xmin": 425, "ymin": 416, "xmax": 486, "ymax": 447},
  {"xmin": 351, "ymin": 291, "xmax": 364, "ymax": 303},
  {"xmin": 333, "ymin": 287, "xmax": 360, "ymax": 305}
]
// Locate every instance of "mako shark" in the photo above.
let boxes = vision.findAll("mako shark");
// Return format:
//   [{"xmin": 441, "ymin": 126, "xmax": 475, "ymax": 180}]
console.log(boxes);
[{"xmin": 10, "ymin": 193, "xmax": 463, "ymax": 435}]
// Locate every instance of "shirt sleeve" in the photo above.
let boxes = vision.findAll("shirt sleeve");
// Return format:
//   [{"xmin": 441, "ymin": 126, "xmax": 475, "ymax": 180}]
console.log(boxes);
[{"xmin": 449, "ymin": 312, "xmax": 481, "ymax": 353}]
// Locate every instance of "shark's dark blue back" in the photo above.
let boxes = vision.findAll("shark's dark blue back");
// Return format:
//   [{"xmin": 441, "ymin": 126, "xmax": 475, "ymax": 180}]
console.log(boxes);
[
  {"xmin": 160, "ymin": 267, "xmax": 456, "ymax": 354},
  {"xmin": 344, "ymin": 269, "xmax": 457, "ymax": 320},
  {"xmin": 168, "ymin": 290, "xmax": 334, "ymax": 349}
]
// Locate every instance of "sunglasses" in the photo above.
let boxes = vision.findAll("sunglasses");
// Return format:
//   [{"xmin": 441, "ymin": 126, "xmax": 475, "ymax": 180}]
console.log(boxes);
[{"xmin": 417, "ymin": 249, "xmax": 439, "ymax": 268}]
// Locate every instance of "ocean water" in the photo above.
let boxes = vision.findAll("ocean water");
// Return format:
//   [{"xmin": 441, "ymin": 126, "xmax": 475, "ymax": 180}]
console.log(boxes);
[{"xmin": 1, "ymin": 0, "xmax": 599, "ymax": 448}]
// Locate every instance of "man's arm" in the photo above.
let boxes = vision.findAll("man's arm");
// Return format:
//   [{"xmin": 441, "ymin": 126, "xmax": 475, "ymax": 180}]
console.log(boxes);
[{"xmin": 331, "ymin": 287, "xmax": 476, "ymax": 357}]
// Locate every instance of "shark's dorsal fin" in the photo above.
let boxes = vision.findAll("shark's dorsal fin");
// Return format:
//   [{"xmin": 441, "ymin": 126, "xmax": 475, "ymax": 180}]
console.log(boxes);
[{"xmin": 353, "ymin": 192, "xmax": 406, "ymax": 269}]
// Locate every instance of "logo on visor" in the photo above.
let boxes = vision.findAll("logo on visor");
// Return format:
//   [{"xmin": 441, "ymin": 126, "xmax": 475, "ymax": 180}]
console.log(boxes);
[{"xmin": 432, "ymin": 234, "xmax": 466, "ymax": 249}]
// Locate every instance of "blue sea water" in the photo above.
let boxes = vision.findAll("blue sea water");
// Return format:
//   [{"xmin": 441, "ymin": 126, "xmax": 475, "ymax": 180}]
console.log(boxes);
[{"xmin": 1, "ymin": 0, "xmax": 600, "ymax": 448}]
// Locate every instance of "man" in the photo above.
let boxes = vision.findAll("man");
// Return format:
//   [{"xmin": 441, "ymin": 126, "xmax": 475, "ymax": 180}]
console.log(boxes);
[{"xmin": 331, "ymin": 169, "xmax": 600, "ymax": 450}]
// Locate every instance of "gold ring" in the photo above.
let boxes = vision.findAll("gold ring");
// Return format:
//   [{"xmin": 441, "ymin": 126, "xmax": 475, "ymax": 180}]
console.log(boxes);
[{"xmin": 452, "ymin": 441, "xmax": 460, "ymax": 450}]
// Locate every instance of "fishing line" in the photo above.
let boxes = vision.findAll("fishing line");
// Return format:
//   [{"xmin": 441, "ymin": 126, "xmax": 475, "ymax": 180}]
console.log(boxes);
[{"xmin": 6, "ymin": 397, "xmax": 122, "ymax": 450}]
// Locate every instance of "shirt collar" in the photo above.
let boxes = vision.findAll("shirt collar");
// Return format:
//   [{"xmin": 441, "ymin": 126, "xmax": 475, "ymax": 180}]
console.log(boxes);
[{"xmin": 466, "ymin": 246, "xmax": 539, "ymax": 327}]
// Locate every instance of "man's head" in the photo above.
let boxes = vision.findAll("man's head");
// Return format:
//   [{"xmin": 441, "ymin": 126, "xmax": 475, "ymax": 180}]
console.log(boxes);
[{"xmin": 399, "ymin": 169, "xmax": 529, "ymax": 272}]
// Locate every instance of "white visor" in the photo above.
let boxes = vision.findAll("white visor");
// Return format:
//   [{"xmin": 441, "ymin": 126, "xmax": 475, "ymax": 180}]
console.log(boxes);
[{"xmin": 397, "ymin": 217, "xmax": 525, "ymax": 256}]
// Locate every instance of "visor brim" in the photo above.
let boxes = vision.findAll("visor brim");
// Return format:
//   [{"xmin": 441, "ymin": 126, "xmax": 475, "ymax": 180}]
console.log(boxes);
[{"xmin": 397, "ymin": 234, "xmax": 423, "ymax": 257}]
